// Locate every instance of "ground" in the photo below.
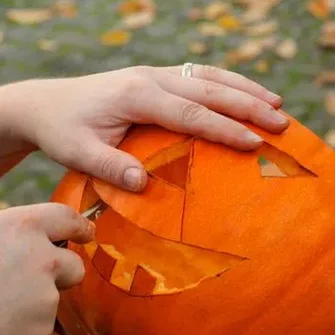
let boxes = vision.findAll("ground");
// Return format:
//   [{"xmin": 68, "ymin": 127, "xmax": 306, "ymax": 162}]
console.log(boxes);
[{"xmin": 0, "ymin": 0, "xmax": 334, "ymax": 205}]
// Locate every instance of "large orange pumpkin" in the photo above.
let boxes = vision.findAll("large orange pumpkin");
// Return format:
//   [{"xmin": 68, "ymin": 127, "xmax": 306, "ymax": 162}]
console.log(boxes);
[{"xmin": 51, "ymin": 112, "xmax": 335, "ymax": 335}]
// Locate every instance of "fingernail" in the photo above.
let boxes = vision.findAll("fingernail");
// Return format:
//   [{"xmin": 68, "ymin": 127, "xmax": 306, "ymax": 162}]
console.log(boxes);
[
  {"xmin": 123, "ymin": 167, "xmax": 142, "ymax": 191},
  {"xmin": 268, "ymin": 92, "xmax": 282, "ymax": 105},
  {"xmin": 87, "ymin": 220, "xmax": 96, "ymax": 238},
  {"xmin": 245, "ymin": 131, "xmax": 263, "ymax": 143},
  {"xmin": 272, "ymin": 110, "xmax": 288, "ymax": 125}
]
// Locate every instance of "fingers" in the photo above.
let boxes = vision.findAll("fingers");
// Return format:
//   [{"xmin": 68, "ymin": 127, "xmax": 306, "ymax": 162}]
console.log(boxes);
[
  {"xmin": 154, "ymin": 73, "xmax": 289, "ymax": 133},
  {"xmin": 158, "ymin": 64, "xmax": 283, "ymax": 109},
  {"xmin": 52, "ymin": 247, "xmax": 85, "ymax": 289},
  {"xmin": 135, "ymin": 90, "xmax": 264, "ymax": 151},
  {"xmin": 9, "ymin": 203, "xmax": 95, "ymax": 244},
  {"xmin": 65, "ymin": 136, "xmax": 147, "ymax": 192}
]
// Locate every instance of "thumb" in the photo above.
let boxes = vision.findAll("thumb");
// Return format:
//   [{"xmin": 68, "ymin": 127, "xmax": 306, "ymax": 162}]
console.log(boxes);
[{"xmin": 72, "ymin": 139, "xmax": 147, "ymax": 192}]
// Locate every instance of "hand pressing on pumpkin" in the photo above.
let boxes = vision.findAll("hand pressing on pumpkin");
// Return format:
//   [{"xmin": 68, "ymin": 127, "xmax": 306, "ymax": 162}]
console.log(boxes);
[
  {"xmin": 0, "ymin": 64, "xmax": 289, "ymax": 192},
  {"xmin": 0, "ymin": 203, "xmax": 95, "ymax": 335}
]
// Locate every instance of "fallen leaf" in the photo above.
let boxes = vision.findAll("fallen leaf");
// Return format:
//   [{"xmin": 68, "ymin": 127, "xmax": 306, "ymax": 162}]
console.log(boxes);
[
  {"xmin": 217, "ymin": 15, "xmax": 241, "ymax": 31},
  {"xmin": 198, "ymin": 22, "xmax": 226, "ymax": 36},
  {"xmin": 204, "ymin": 1, "xmax": 231, "ymax": 20},
  {"xmin": 275, "ymin": 38, "xmax": 298, "ymax": 59},
  {"xmin": 6, "ymin": 8, "xmax": 53, "ymax": 25},
  {"xmin": 0, "ymin": 201, "xmax": 9, "ymax": 210},
  {"xmin": 51, "ymin": 0, "xmax": 78, "ymax": 18},
  {"xmin": 187, "ymin": 7, "xmax": 203, "ymax": 21},
  {"xmin": 245, "ymin": 20, "xmax": 278, "ymax": 36},
  {"xmin": 226, "ymin": 39, "xmax": 264, "ymax": 65},
  {"xmin": 325, "ymin": 129, "xmax": 335, "ymax": 147},
  {"xmin": 38, "ymin": 39, "xmax": 58, "ymax": 51},
  {"xmin": 254, "ymin": 59, "xmax": 270, "ymax": 73},
  {"xmin": 319, "ymin": 21, "xmax": 335, "ymax": 48},
  {"xmin": 307, "ymin": 0, "xmax": 329, "ymax": 19},
  {"xmin": 188, "ymin": 41, "xmax": 209, "ymax": 55},
  {"xmin": 325, "ymin": 91, "xmax": 335, "ymax": 116},
  {"xmin": 314, "ymin": 71, "xmax": 335, "ymax": 86},
  {"xmin": 118, "ymin": 0, "xmax": 155, "ymax": 16},
  {"xmin": 100, "ymin": 30, "xmax": 132, "ymax": 46},
  {"xmin": 122, "ymin": 11, "xmax": 154, "ymax": 29}
]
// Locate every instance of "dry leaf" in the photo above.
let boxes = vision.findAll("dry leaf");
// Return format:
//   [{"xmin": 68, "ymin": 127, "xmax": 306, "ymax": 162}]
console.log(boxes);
[
  {"xmin": 6, "ymin": 8, "xmax": 52, "ymax": 25},
  {"xmin": 319, "ymin": 21, "xmax": 335, "ymax": 48},
  {"xmin": 275, "ymin": 38, "xmax": 298, "ymax": 59},
  {"xmin": 198, "ymin": 22, "xmax": 226, "ymax": 36},
  {"xmin": 325, "ymin": 91, "xmax": 335, "ymax": 116},
  {"xmin": 118, "ymin": 0, "xmax": 155, "ymax": 16},
  {"xmin": 188, "ymin": 41, "xmax": 209, "ymax": 55},
  {"xmin": 245, "ymin": 20, "xmax": 278, "ymax": 36},
  {"xmin": 100, "ymin": 30, "xmax": 131, "ymax": 46},
  {"xmin": 255, "ymin": 60, "xmax": 270, "ymax": 73},
  {"xmin": 217, "ymin": 15, "xmax": 241, "ymax": 31},
  {"xmin": 122, "ymin": 11, "xmax": 154, "ymax": 29},
  {"xmin": 38, "ymin": 39, "xmax": 58, "ymax": 51},
  {"xmin": 325, "ymin": 129, "xmax": 335, "ymax": 147},
  {"xmin": 226, "ymin": 39, "xmax": 264, "ymax": 65},
  {"xmin": 187, "ymin": 7, "xmax": 203, "ymax": 21},
  {"xmin": 307, "ymin": 0, "xmax": 329, "ymax": 19},
  {"xmin": 51, "ymin": 0, "xmax": 78, "ymax": 18},
  {"xmin": 204, "ymin": 1, "xmax": 231, "ymax": 20},
  {"xmin": 314, "ymin": 71, "xmax": 335, "ymax": 86}
]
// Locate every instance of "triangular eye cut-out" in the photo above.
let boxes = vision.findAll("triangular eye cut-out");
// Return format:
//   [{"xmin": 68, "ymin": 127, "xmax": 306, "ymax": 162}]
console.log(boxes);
[
  {"xmin": 257, "ymin": 143, "xmax": 316, "ymax": 178},
  {"xmin": 144, "ymin": 140, "xmax": 193, "ymax": 189}
]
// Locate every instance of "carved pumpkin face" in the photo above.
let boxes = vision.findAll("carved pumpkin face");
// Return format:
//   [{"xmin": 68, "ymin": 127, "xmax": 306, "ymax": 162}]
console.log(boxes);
[{"xmin": 52, "ymin": 114, "xmax": 335, "ymax": 335}]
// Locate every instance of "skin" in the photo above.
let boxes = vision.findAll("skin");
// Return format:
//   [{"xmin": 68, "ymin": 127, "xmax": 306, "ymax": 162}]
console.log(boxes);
[{"xmin": 0, "ymin": 64, "xmax": 289, "ymax": 334}]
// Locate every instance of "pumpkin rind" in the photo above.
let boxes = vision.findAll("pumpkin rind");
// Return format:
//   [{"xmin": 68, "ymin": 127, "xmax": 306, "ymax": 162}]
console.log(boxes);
[{"xmin": 52, "ymin": 113, "xmax": 335, "ymax": 335}]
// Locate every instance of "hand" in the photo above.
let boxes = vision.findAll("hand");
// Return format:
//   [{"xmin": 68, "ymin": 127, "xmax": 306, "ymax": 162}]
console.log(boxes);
[
  {"xmin": 0, "ymin": 204, "xmax": 95, "ymax": 335},
  {"xmin": 1, "ymin": 64, "xmax": 289, "ymax": 191}
]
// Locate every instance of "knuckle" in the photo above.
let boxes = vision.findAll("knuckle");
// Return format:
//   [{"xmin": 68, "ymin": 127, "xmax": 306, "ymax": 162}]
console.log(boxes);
[
  {"xmin": 202, "ymin": 81, "xmax": 221, "ymax": 97},
  {"xmin": 180, "ymin": 102, "xmax": 206, "ymax": 125},
  {"xmin": 250, "ymin": 97, "xmax": 266, "ymax": 112},
  {"xmin": 96, "ymin": 152, "xmax": 121, "ymax": 182},
  {"xmin": 201, "ymin": 64, "xmax": 217, "ymax": 80}
]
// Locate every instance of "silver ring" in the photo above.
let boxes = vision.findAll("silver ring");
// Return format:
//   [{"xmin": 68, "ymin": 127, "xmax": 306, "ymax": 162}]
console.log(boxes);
[{"xmin": 181, "ymin": 62, "xmax": 193, "ymax": 77}]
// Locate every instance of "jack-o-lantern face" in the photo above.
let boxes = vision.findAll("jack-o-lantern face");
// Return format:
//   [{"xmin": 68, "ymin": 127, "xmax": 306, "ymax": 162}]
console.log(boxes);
[{"xmin": 52, "ymin": 113, "xmax": 335, "ymax": 335}]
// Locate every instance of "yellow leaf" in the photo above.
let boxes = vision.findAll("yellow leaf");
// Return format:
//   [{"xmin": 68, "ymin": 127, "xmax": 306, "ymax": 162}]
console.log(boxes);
[
  {"xmin": 100, "ymin": 30, "xmax": 132, "ymax": 46},
  {"xmin": 325, "ymin": 91, "xmax": 335, "ymax": 116},
  {"xmin": 245, "ymin": 20, "xmax": 278, "ymax": 37},
  {"xmin": 118, "ymin": 0, "xmax": 155, "ymax": 16},
  {"xmin": 275, "ymin": 38, "xmax": 298, "ymax": 59},
  {"xmin": 6, "ymin": 8, "xmax": 53, "ymax": 25},
  {"xmin": 314, "ymin": 71, "xmax": 335, "ymax": 86},
  {"xmin": 187, "ymin": 7, "xmax": 204, "ymax": 21},
  {"xmin": 198, "ymin": 22, "xmax": 226, "ymax": 36},
  {"xmin": 307, "ymin": 0, "xmax": 329, "ymax": 19},
  {"xmin": 254, "ymin": 60, "xmax": 270, "ymax": 73},
  {"xmin": 319, "ymin": 21, "xmax": 335, "ymax": 48},
  {"xmin": 325, "ymin": 129, "xmax": 335, "ymax": 147},
  {"xmin": 226, "ymin": 39, "xmax": 264, "ymax": 65},
  {"xmin": 38, "ymin": 39, "xmax": 58, "ymax": 52},
  {"xmin": 204, "ymin": 1, "xmax": 231, "ymax": 20},
  {"xmin": 122, "ymin": 11, "xmax": 154, "ymax": 29},
  {"xmin": 217, "ymin": 15, "xmax": 241, "ymax": 31},
  {"xmin": 51, "ymin": 0, "xmax": 78, "ymax": 18},
  {"xmin": 188, "ymin": 41, "xmax": 209, "ymax": 55}
]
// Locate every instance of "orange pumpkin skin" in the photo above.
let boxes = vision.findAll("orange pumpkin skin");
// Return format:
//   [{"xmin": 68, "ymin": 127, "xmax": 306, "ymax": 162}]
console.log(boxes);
[{"xmin": 51, "ymin": 113, "xmax": 335, "ymax": 335}]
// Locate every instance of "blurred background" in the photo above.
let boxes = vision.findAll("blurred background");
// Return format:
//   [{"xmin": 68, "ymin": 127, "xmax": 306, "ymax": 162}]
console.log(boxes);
[{"xmin": 0, "ymin": 0, "xmax": 334, "ymax": 206}]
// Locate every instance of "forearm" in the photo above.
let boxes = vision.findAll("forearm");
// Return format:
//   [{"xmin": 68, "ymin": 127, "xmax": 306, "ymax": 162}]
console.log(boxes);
[{"xmin": 0, "ymin": 82, "xmax": 36, "ymax": 177}]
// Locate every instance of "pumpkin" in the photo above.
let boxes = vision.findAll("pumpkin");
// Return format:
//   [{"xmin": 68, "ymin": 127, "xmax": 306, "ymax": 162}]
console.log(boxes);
[{"xmin": 51, "ymin": 112, "xmax": 335, "ymax": 335}]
